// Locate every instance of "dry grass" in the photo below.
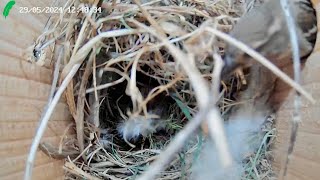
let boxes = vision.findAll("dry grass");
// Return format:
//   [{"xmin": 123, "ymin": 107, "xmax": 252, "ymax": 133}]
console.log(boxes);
[{"xmin": 24, "ymin": 0, "xmax": 288, "ymax": 179}]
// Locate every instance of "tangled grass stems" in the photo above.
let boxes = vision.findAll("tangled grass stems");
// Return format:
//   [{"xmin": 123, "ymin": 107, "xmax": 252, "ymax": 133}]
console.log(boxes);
[
  {"xmin": 25, "ymin": 0, "xmax": 283, "ymax": 179},
  {"xmin": 129, "ymin": 21, "xmax": 231, "ymax": 180},
  {"xmin": 24, "ymin": 64, "xmax": 81, "ymax": 180},
  {"xmin": 205, "ymin": 27, "xmax": 315, "ymax": 104},
  {"xmin": 244, "ymin": 124, "xmax": 276, "ymax": 180}
]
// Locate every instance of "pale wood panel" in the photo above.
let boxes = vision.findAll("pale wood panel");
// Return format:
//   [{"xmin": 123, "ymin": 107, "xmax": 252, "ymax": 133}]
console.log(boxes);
[
  {"xmin": 0, "ymin": 74, "xmax": 60, "ymax": 101},
  {"xmin": 0, "ymin": 0, "xmax": 72, "ymax": 179},
  {"xmin": 272, "ymin": 63, "xmax": 320, "ymax": 179},
  {"xmin": 0, "ymin": 54, "xmax": 52, "ymax": 84},
  {"xmin": 0, "ymin": 0, "xmax": 319, "ymax": 179},
  {"xmin": 0, "ymin": 134, "xmax": 75, "ymax": 178},
  {"xmin": 0, "ymin": 136, "xmax": 74, "ymax": 158},
  {"xmin": 1, "ymin": 161, "xmax": 65, "ymax": 180},
  {"xmin": 271, "ymin": 1, "xmax": 320, "ymax": 178},
  {"xmin": 1, "ymin": 149, "xmax": 61, "ymax": 177},
  {"xmin": 0, "ymin": 120, "xmax": 72, "ymax": 142},
  {"xmin": 273, "ymin": 129, "xmax": 320, "ymax": 162},
  {"xmin": 0, "ymin": 96, "xmax": 71, "ymax": 122},
  {"xmin": 273, "ymin": 153, "xmax": 320, "ymax": 180},
  {"xmin": 276, "ymin": 106, "xmax": 320, "ymax": 134}
]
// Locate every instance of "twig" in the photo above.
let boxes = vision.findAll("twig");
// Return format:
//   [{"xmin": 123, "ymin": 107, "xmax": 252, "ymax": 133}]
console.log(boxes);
[
  {"xmin": 206, "ymin": 53, "xmax": 233, "ymax": 168},
  {"xmin": 205, "ymin": 27, "xmax": 315, "ymax": 104},
  {"xmin": 101, "ymin": 2, "xmax": 210, "ymax": 18},
  {"xmin": 24, "ymin": 64, "xmax": 80, "ymax": 180},
  {"xmin": 212, "ymin": 54, "xmax": 224, "ymax": 97},
  {"xmin": 130, "ymin": 20, "xmax": 210, "ymax": 109},
  {"xmin": 72, "ymin": 143, "xmax": 93, "ymax": 163},
  {"xmin": 62, "ymin": 29, "xmax": 142, "ymax": 78},
  {"xmin": 136, "ymin": 103, "xmax": 212, "ymax": 180},
  {"xmin": 24, "ymin": 47, "xmax": 63, "ymax": 180},
  {"xmin": 39, "ymin": 142, "xmax": 78, "ymax": 160},
  {"xmin": 133, "ymin": 2, "xmax": 232, "ymax": 178},
  {"xmin": 279, "ymin": 0, "xmax": 301, "ymax": 178},
  {"xmin": 128, "ymin": 47, "xmax": 145, "ymax": 112},
  {"xmin": 90, "ymin": 64, "xmax": 103, "ymax": 128},
  {"xmin": 102, "ymin": 28, "xmax": 200, "ymax": 69},
  {"xmin": 59, "ymin": 122, "xmax": 75, "ymax": 153},
  {"xmin": 132, "ymin": 19, "xmax": 233, "ymax": 175},
  {"xmin": 75, "ymin": 52, "xmax": 94, "ymax": 160},
  {"xmin": 136, "ymin": 75, "xmax": 182, "ymax": 116},
  {"xmin": 71, "ymin": 0, "xmax": 99, "ymax": 58},
  {"xmin": 64, "ymin": 161, "xmax": 101, "ymax": 180},
  {"xmin": 50, "ymin": 47, "xmax": 63, "ymax": 102},
  {"xmin": 86, "ymin": 77, "xmax": 125, "ymax": 93},
  {"xmin": 93, "ymin": 51, "xmax": 99, "ymax": 101}
]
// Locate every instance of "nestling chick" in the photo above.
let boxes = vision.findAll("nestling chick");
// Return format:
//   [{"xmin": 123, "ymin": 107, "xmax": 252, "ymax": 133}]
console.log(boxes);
[{"xmin": 223, "ymin": 0, "xmax": 317, "ymax": 76}]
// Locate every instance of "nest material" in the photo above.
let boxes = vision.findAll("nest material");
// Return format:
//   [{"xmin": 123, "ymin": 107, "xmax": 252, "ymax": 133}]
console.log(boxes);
[{"xmin": 33, "ymin": 0, "xmax": 275, "ymax": 179}]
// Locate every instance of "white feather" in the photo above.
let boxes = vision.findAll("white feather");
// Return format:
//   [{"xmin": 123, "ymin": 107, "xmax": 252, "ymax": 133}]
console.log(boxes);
[
  {"xmin": 117, "ymin": 117, "xmax": 166, "ymax": 141},
  {"xmin": 191, "ymin": 109, "xmax": 266, "ymax": 180}
]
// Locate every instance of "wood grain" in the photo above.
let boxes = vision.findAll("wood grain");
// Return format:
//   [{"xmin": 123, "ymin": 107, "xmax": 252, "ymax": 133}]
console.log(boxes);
[
  {"xmin": 0, "ymin": 0, "xmax": 73, "ymax": 179},
  {"xmin": 271, "ymin": 1, "xmax": 320, "ymax": 179}
]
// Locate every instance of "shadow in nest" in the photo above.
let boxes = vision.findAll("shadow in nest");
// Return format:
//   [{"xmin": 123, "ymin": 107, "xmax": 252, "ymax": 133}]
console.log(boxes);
[{"xmin": 85, "ymin": 48, "xmax": 184, "ymax": 151}]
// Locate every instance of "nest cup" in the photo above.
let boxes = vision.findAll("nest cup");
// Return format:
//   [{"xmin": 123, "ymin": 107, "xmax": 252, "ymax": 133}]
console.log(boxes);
[{"xmin": 0, "ymin": 0, "xmax": 319, "ymax": 179}]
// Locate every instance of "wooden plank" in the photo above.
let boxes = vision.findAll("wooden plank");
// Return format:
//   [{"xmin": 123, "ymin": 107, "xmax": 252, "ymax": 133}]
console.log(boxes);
[
  {"xmin": 1, "ymin": 161, "xmax": 65, "ymax": 180},
  {"xmin": 0, "ymin": 135, "xmax": 76, "ymax": 158},
  {"xmin": 0, "ymin": 74, "xmax": 54, "ymax": 101},
  {"xmin": 272, "ymin": 35, "xmax": 320, "ymax": 179},
  {"xmin": 0, "ymin": 120, "xmax": 73, "ymax": 141},
  {"xmin": 273, "ymin": 130, "xmax": 320, "ymax": 162},
  {"xmin": 0, "ymin": 0, "xmax": 70, "ymax": 179},
  {"xmin": 0, "ymin": 54, "xmax": 52, "ymax": 84},
  {"xmin": 1, "ymin": 150, "xmax": 59, "ymax": 177},
  {"xmin": 0, "ymin": 96, "xmax": 71, "ymax": 122}
]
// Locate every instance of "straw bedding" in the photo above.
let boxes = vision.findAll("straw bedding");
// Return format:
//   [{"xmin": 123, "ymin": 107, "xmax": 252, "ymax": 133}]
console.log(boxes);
[{"xmin": 30, "ymin": 0, "xmax": 276, "ymax": 179}]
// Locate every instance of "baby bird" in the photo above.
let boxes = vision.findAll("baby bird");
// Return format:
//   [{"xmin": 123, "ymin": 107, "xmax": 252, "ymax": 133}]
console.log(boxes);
[
  {"xmin": 223, "ymin": 0, "xmax": 317, "ymax": 113},
  {"xmin": 223, "ymin": 0, "xmax": 317, "ymax": 76},
  {"xmin": 222, "ymin": 0, "xmax": 317, "ymax": 178}
]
